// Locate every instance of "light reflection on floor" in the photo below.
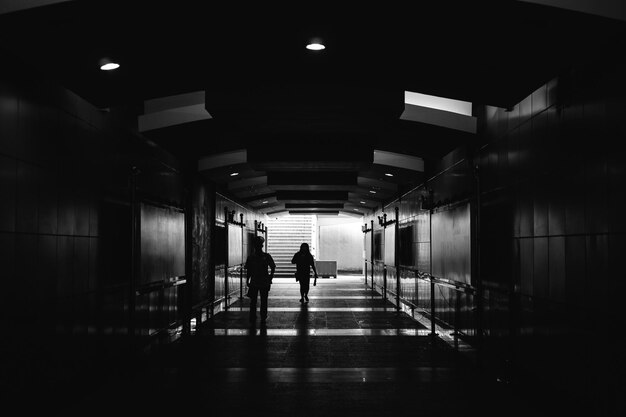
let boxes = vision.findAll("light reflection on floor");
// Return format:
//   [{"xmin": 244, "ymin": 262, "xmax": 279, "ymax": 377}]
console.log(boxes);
[{"xmin": 204, "ymin": 328, "xmax": 431, "ymax": 336}]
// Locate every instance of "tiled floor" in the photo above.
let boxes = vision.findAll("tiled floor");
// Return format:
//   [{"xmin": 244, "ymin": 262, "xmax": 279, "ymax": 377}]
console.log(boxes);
[{"xmin": 61, "ymin": 276, "xmax": 543, "ymax": 416}]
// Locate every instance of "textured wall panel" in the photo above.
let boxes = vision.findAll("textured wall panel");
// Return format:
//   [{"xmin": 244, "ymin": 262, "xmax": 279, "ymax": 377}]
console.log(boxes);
[
  {"xmin": 140, "ymin": 203, "xmax": 185, "ymax": 284},
  {"xmin": 431, "ymin": 203, "xmax": 471, "ymax": 284}
]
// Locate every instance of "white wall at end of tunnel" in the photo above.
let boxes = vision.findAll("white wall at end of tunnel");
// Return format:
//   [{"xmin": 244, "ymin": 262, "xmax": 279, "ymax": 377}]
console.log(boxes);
[{"xmin": 316, "ymin": 215, "xmax": 364, "ymax": 273}]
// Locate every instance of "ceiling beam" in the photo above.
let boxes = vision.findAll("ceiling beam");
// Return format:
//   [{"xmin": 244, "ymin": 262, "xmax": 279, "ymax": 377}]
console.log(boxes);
[
  {"xmin": 276, "ymin": 191, "xmax": 348, "ymax": 202},
  {"xmin": 373, "ymin": 150, "xmax": 424, "ymax": 172},
  {"xmin": 518, "ymin": 0, "xmax": 626, "ymax": 21},
  {"xmin": 198, "ymin": 149, "xmax": 247, "ymax": 171},
  {"xmin": 250, "ymin": 161, "xmax": 369, "ymax": 172},
  {"xmin": 139, "ymin": 91, "xmax": 212, "ymax": 132},
  {"xmin": 285, "ymin": 203, "xmax": 344, "ymax": 209},
  {"xmin": 289, "ymin": 211, "xmax": 339, "ymax": 215},
  {"xmin": 267, "ymin": 171, "xmax": 357, "ymax": 186},
  {"xmin": 228, "ymin": 175, "xmax": 267, "ymax": 191},
  {"xmin": 357, "ymin": 177, "xmax": 398, "ymax": 192},
  {"xmin": 400, "ymin": 103, "xmax": 477, "ymax": 134},
  {"xmin": 0, "ymin": 0, "xmax": 73, "ymax": 15}
]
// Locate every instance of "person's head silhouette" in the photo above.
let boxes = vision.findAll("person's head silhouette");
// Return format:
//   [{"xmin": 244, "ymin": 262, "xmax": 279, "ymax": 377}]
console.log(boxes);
[
  {"xmin": 254, "ymin": 235, "xmax": 265, "ymax": 251},
  {"xmin": 300, "ymin": 243, "xmax": 309, "ymax": 253}
]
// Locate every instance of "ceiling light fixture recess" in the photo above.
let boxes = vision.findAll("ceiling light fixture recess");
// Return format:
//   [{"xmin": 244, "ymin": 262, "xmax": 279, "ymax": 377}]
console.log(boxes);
[
  {"xmin": 306, "ymin": 37, "xmax": 325, "ymax": 51},
  {"xmin": 230, "ymin": 172, "xmax": 239, "ymax": 176},
  {"xmin": 369, "ymin": 190, "xmax": 376, "ymax": 194},
  {"xmin": 385, "ymin": 173, "xmax": 394, "ymax": 177}
]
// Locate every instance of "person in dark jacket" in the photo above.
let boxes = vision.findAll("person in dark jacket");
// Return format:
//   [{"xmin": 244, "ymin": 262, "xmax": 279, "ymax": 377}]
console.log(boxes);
[
  {"xmin": 245, "ymin": 236, "xmax": 275, "ymax": 324},
  {"xmin": 291, "ymin": 243, "xmax": 318, "ymax": 303}
]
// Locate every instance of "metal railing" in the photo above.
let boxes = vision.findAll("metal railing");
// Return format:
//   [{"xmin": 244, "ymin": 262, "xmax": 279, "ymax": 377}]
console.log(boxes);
[
  {"xmin": 133, "ymin": 275, "xmax": 188, "ymax": 342},
  {"xmin": 364, "ymin": 264, "xmax": 479, "ymax": 352}
]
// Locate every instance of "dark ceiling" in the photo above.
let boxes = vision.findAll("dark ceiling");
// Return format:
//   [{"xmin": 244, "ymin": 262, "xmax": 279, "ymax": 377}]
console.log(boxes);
[{"xmin": 1, "ymin": 0, "xmax": 624, "ymax": 215}]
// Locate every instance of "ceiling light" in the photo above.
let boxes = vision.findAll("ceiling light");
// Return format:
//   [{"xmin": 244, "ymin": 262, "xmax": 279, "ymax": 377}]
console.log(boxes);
[
  {"xmin": 353, "ymin": 209, "xmax": 359, "ymax": 211},
  {"xmin": 306, "ymin": 43, "xmax": 325, "ymax": 51},
  {"xmin": 262, "ymin": 201, "xmax": 268, "ymax": 204},
  {"xmin": 360, "ymin": 201, "xmax": 366, "ymax": 204},
  {"xmin": 385, "ymin": 173, "xmax": 394, "ymax": 177},
  {"xmin": 230, "ymin": 172, "xmax": 239, "ymax": 176},
  {"xmin": 100, "ymin": 62, "xmax": 119, "ymax": 71},
  {"xmin": 369, "ymin": 190, "xmax": 376, "ymax": 194}
]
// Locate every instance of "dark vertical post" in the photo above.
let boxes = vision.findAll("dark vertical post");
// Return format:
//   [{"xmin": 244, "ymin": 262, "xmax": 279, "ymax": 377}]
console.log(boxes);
[
  {"xmin": 129, "ymin": 167, "xmax": 140, "ymax": 351},
  {"xmin": 382, "ymin": 213, "xmax": 387, "ymax": 301},
  {"xmin": 240, "ymin": 213, "xmax": 244, "ymax": 300},
  {"xmin": 429, "ymin": 189, "xmax": 436, "ymax": 338},
  {"xmin": 395, "ymin": 207, "xmax": 400, "ymax": 312},
  {"xmin": 383, "ymin": 267, "xmax": 387, "ymax": 301},
  {"xmin": 370, "ymin": 220, "xmax": 374, "ymax": 291},
  {"xmin": 182, "ymin": 180, "xmax": 192, "ymax": 337},
  {"xmin": 264, "ymin": 226, "xmax": 268, "ymax": 252},
  {"xmin": 474, "ymin": 164, "xmax": 483, "ymax": 367},
  {"xmin": 254, "ymin": 220, "xmax": 258, "ymax": 237},
  {"xmin": 454, "ymin": 291, "xmax": 460, "ymax": 350},
  {"xmin": 363, "ymin": 224, "xmax": 368, "ymax": 287},
  {"xmin": 224, "ymin": 207, "xmax": 229, "ymax": 311}
]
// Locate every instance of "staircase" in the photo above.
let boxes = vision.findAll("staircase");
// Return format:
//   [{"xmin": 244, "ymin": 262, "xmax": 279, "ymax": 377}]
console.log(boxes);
[{"xmin": 266, "ymin": 215, "xmax": 314, "ymax": 279}]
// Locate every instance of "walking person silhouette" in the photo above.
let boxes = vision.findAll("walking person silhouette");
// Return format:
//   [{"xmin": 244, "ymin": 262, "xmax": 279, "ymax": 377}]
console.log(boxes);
[
  {"xmin": 245, "ymin": 236, "xmax": 275, "ymax": 325},
  {"xmin": 291, "ymin": 243, "xmax": 318, "ymax": 303}
]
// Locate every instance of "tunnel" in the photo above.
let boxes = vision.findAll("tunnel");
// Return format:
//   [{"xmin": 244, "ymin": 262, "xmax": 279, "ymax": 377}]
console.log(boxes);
[{"xmin": 1, "ymin": 1, "xmax": 625, "ymax": 416}]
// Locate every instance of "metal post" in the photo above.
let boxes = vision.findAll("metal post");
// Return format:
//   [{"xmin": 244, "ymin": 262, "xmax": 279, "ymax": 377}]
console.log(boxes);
[
  {"xmin": 182, "ymin": 181, "xmax": 192, "ymax": 338},
  {"xmin": 363, "ymin": 224, "xmax": 367, "ymax": 287},
  {"xmin": 429, "ymin": 281, "xmax": 436, "ymax": 337},
  {"xmin": 474, "ymin": 164, "xmax": 484, "ymax": 367},
  {"xmin": 429, "ymin": 189, "xmax": 436, "ymax": 338},
  {"xmin": 364, "ymin": 260, "xmax": 368, "ymax": 287},
  {"xmin": 382, "ymin": 213, "xmax": 387, "ymax": 301},
  {"xmin": 370, "ymin": 220, "xmax": 374, "ymax": 291},
  {"xmin": 224, "ymin": 207, "xmax": 229, "ymax": 311},
  {"xmin": 395, "ymin": 207, "xmax": 400, "ymax": 312},
  {"xmin": 454, "ymin": 291, "xmax": 461, "ymax": 350},
  {"xmin": 254, "ymin": 220, "xmax": 258, "ymax": 237},
  {"xmin": 383, "ymin": 267, "xmax": 387, "ymax": 301},
  {"xmin": 240, "ymin": 214, "xmax": 244, "ymax": 300}
]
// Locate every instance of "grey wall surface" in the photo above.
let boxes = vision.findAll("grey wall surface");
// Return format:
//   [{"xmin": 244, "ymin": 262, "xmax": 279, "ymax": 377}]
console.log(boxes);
[{"xmin": 318, "ymin": 217, "xmax": 363, "ymax": 273}]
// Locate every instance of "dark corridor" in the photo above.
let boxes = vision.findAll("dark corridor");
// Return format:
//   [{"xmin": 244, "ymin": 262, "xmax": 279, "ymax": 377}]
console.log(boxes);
[{"xmin": 1, "ymin": 2, "xmax": 626, "ymax": 416}]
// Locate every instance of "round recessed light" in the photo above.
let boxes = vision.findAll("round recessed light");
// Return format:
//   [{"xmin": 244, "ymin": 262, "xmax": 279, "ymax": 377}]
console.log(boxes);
[
  {"xmin": 230, "ymin": 172, "xmax": 239, "ymax": 176},
  {"xmin": 306, "ymin": 43, "xmax": 325, "ymax": 51},
  {"xmin": 369, "ymin": 190, "xmax": 376, "ymax": 194},
  {"xmin": 100, "ymin": 62, "xmax": 120, "ymax": 71},
  {"xmin": 385, "ymin": 173, "xmax": 394, "ymax": 177}
]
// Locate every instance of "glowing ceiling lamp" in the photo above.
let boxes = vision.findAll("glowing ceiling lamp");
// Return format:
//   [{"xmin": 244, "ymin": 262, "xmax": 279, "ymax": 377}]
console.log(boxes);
[{"xmin": 100, "ymin": 62, "xmax": 119, "ymax": 71}]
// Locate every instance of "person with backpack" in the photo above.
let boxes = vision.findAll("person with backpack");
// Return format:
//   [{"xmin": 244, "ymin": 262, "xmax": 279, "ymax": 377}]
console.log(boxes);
[{"xmin": 245, "ymin": 235, "xmax": 275, "ymax": 325}]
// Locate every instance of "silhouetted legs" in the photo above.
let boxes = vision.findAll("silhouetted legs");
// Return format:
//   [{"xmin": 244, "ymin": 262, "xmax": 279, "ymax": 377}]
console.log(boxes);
[
  {"xmin": 299, "ymin": 278, "xmax": 310, "ymax": 303},
  {"xmin": 249, "ymin": 287, "xmax": 270, "ymax": 322}
]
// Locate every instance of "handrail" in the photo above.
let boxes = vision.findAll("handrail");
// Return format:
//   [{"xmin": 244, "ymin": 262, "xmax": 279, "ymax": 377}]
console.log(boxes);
[
  {"xmin": 398, "ymin": 266, "xmax": 478, "ymax": 295},
  {"xmin": 135, "ymin": 276, "xmax": 187, "ymax": 296}
]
